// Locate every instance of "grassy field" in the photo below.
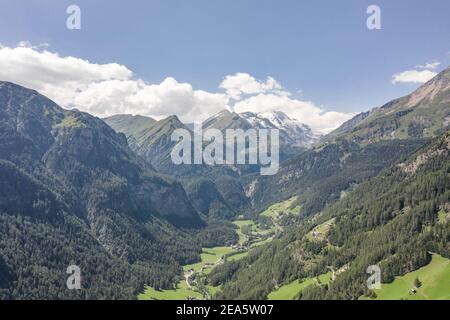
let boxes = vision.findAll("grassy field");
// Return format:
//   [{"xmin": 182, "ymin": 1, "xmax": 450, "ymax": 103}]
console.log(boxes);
[
  {"xmin": 138, "ymin": 280, "xmax": 202, "ymax": 300},
  {"xmin": 139, "ymin": 199, "xmax": 304, "ymax": 300},
  {"xmin": 317, "ymin": 272, "xmax": 333, "ymax": 284},
  {"xmin": 205, "ymin": 285, "xmax": 221, "ymax": 297},
  {"xmin": 233, "ymin": 220, "xmax": 255, "ymax": 228},
  {"xmin": 233, "ymin": 220, "xmax": 255, "ymax": 244},
  {"xmin": 233, "ymin": 219, "xmax": 275, "ymax": 245},
  {"xmin": 227, "ymin": 251, "xmax": 249, "ymax": 261},
  {"xmin": 140, "ymin": 246, "xmax": 235, "ymax": 300},
  {"xmin": 183, "ymin": 247, "xmax": 235, "ymax": 272},
  {"xmin": 267, "ymin": 272, "xmax": 332, "ymax": 300},
  {"xmin": 250, "ymin": 237, "xmax": 273, "ymax": 248},
  {"xmin": 363, "ymin": 254, "xmax": 450, "ymax": 300},
  {"xmin": 260, "ymin": 197, "xmax": 300, "ymax": 220},
  {"xmin": 438, "ymin": 210, "xmax": 448, "ymax": 224},
  {"xmin": 306, "ymin": 218, "xmax": 335, "ymax": 241}
]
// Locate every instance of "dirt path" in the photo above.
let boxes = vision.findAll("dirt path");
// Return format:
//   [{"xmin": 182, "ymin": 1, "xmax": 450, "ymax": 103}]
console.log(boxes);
[{"xmin": 184, "ymin": 270, "xmax": 194, "ymax": 289}]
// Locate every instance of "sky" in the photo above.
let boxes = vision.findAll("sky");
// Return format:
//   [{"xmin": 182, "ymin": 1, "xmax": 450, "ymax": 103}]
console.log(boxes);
[{"xmin": 0, "ymin": 0, "xmax": 449, "ymax": 133}]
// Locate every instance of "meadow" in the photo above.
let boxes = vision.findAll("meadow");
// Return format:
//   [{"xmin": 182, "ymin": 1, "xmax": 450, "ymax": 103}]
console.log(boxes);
[
  {"xmin": 363, "ymin": 254, "xmax": 450, "ymax": 300},
  {"xmin": 138, "ymin": 280, "xmax": 203, "ymax": 300},
  {"xmin": 268, "ymin": 272, "xmax": 332, "ymax": 300}
]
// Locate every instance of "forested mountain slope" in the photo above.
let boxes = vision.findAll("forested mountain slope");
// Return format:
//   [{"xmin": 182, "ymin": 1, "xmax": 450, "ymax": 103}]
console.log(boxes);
[
  {"xmin": 244, "ymin": 138, "xmax": 426, "ymax": 215},
  {"xmin": 0, "ymin": 82, "xmax": 204, "ymax": 299},
  {"xmin": 105, "ymin": 114, "xmax": 251, "ymax": 217},
  {"xmin": 210, "ymin": 130, "xmax": 450, "ymax": 300},
  {"xmin": 244, "ymin": 67, "xmax": 450, "ymax": 216},
  {"xmin": 104, "ymin": 110, "xmax": 321, "ymax": 218}
]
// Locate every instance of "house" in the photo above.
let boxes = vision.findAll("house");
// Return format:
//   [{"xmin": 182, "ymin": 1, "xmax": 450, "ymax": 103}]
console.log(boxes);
[
  {"xmin": 232, "ymin": 244, "xmax": 247, "ymax": 251},
  {"xmin": 312, "ymin": 231, "xmax": 322, "ymax": 238}
]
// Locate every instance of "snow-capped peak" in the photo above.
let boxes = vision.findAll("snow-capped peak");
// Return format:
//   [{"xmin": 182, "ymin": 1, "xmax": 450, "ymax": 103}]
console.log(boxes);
[{"xmin": 239, "ymin": 111, "xmax": 319, "ymax": 147}]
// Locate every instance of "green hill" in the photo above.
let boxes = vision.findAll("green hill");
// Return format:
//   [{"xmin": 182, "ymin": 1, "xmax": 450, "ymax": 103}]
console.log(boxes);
[{"xmin": 362, "ymin": 254, "xmax": 450, "ymax": 300}]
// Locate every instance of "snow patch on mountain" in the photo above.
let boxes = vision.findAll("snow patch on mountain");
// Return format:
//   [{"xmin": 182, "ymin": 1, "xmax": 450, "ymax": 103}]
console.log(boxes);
[{"xmin": 239, "ymin": 111, "xmax": 320, "ymax": 147}]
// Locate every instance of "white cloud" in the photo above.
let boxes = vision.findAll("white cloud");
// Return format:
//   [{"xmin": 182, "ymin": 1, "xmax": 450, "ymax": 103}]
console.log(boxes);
[
  {"xmin": 416, "ymin": 60, "xmax": 440, "ymax": 70},
  {"xmin": 0, "ymin": 45, "xmax": 132, "ymax": 107},
  {"xmin": 219, "ymin": 73, "xmax": 288, "ymax": 100},
  {"xmin": 71, "ymin": 77, "xmax": 229, "ymax": 121},
  {"xmin": 392, "ymin": 60, "xmax": 440, "ymax": 84},
  {"xmin": 0, "ymin": 44, "xmax": 352, "ymax": 133},
  {"xmin": 0, "ymin": 44, "xmax": 227, "ymax": 122},
  {"xmin": 392, "ymin": 70, "xmax": 437, "ymax": 84},
  {"xmin": 218, "ymin": 72, "xmax": 352, "ymax": 133}
]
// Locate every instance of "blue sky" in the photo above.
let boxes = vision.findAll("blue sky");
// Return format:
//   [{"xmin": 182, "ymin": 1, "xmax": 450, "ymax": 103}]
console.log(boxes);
[{"xmin": 0, "ymin": 0, "xmax": 449, "ymax": 131}]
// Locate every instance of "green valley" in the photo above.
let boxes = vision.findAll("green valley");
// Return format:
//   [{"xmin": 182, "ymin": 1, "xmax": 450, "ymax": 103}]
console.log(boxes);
[
  {"xmin": 211, "ymin": 129, "xmax": 450, "ymax": 300},
  {"xmin": 139, "ymin": 197, "xmax": 300, "ymax": 300},
  {"xmin": 183, "ymin": 247, "xmax": 235, "ymax": 273},
  {"xmin": 2, "ymin": 3, "xmax": 450, "ymax": 303},
  {"xmin": 260, "ymin": 197, "xmax": 300, "ymax": 220}
]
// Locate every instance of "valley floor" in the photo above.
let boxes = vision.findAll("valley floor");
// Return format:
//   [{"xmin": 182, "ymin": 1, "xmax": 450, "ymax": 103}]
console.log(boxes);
[
  {"xmin": 138, "ymin": 198, "xmax": 450, "ymax": 301},
  {"xmin": 138, "ymin": 197, "xmax": 299, "ymax": 300}
]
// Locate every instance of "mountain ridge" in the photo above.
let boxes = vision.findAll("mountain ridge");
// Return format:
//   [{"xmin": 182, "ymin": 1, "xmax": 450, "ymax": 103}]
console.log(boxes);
[
  {"xmin": 203, "ymin": 109, "xmax": 319, "ymax": 148},
  {"xmin": 325, "ymin": 66, "xmax": 450, "ymax": 144}
]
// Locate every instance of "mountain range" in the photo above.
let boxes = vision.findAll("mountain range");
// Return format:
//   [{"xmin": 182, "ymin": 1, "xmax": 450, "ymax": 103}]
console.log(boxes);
[
  {"xmin": 207, "ymin": 66, "xmax": 450, "ymax": 300},
  {"xmin": 104, "ymin": 110, "xmax": 317, "ymax": 218},
  {"xmin": 0, "ymin": 66, "xmax": 449, "ymax": 300},
  {"xmin": 203, "ymin": 109, "xmax": 318, "ymax": 148},
  {"xmin": 105, "ymin": 109, "xmax": 317, "ymax": 172},
  {"xmin": 245, "ymin": 66, "xmax": 450, "ymax": 213}
]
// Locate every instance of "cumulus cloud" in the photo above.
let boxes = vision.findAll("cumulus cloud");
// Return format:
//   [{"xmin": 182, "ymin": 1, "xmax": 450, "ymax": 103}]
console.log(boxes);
[
  {"xmin": 218, "ymin": 72, "xmax": 352, "ymax": 133},
  {"xmin": 416, "ymin": 60, "xmax": 440, "ymax": 70},
  {"xmin": 219, "ymin": 73, "xmax": 288, "ymax": 100},
  {"xmin": 71, "ymin": 78, "xmax": 229, "ymax": 121},
  {"xmin": 0, "ymin": 44, "xmax": 132, "ymax": 107},
  {"xmin": 392, "ymin": 70, "xmax": 437, "ymax": 84},
  {"xmin": 0, "ymin": 44, "xmax": 227, "ymax": 122},
  {"xmin": 392, "ymin": 61, "xmax": 440, "ymax": 84},
  {"xmin": 0, "ymin": 43, "xmax": 352, "ymax": 133}
]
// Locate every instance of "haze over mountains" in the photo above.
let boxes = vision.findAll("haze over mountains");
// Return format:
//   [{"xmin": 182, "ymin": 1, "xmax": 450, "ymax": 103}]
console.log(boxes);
[{"xmin": 0, "ymin": 65, "xmax": 449, "ymax": 300}]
